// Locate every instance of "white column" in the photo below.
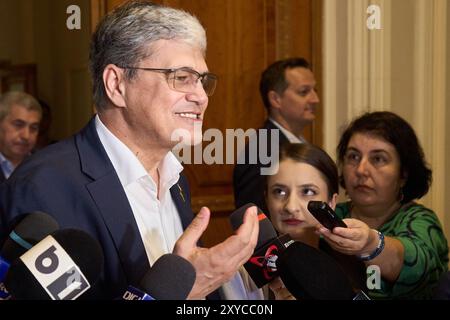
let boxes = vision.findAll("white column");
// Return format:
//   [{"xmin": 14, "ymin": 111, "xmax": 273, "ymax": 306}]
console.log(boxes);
[
  {"xmin": 430, "ymin": 0, "xmax": 447, "ymax": 223},
  {"xmin": 369, "ymin": 0, "xmax": 391, "ymax": 111},
  {"xmin": 322, "ymin": 0, "xmax": 338, "ymax": 157},
  {"xmin": 347, "ymin": 0, "xmax": 369, "ymax": 119}
]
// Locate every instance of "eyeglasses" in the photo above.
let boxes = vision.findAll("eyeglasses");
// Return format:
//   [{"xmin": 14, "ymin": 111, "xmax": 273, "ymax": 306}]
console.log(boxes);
[{"xmin": 122, "ymin": 66, "xmax": 218, "ymax": 96}]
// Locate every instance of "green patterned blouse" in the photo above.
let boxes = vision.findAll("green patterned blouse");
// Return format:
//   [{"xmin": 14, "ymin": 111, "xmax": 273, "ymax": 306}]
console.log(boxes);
[{"xmin": 335, "ymin": 202, "xmax": 449, "ymax": 299}]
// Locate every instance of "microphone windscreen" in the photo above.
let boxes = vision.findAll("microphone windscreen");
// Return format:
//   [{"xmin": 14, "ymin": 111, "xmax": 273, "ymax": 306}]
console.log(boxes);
[
  {"xmin": 1, "ymin": 211, "xmax": 59, "ymax": 262},
  {"xmin": 139, "ymin": 254, "xmax": 196, "ymax": 300},
  {"xmin": 5, "ymin": 229, "xmax": 103, "ymax": 300},
  {"xmin": 230, "ymin": 203, "xmax": 277, "ymax": 248},
  {"xmin": 51, "ymin": 229, "xmax": 104, "ymax": 284},
  {"xmin": 277, "ymin": 241, "xmax": 355, "ymax": 300}
]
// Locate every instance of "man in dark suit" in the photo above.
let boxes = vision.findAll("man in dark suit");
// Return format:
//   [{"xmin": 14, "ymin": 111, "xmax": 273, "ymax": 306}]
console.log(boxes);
[
  {"xmin": 233, "ymin": 58, "xmax": 320, "ymax": 213},
  {"xmin": 0, "ymin": 1, "xmax": 258, "ymax": 300},
  {"xmin": 0, "ymin": 91, "xmax": 41, "ymax": 182}
]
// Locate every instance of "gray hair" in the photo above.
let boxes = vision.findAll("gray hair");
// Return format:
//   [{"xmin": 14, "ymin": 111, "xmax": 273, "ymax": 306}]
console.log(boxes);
[
  {"xmin": 90, "ymin": 0, "xmax": 207, "ymax": 110},
  {"xmin": 0, "ymin": 91, "xmax": 42, "ymax": 121}
]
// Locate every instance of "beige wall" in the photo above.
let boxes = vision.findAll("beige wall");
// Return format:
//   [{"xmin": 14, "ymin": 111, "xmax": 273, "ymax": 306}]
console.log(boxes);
[
  {"xmin": 0, "ymin": 0, "xmax": 92, "ymax": 140},
  {"xmin": 446, "ymin": 1, "xmax": 450, "ymax": 243},
  {"xmin": 0, "ymin": 0, "xmax": 34, "ymax": 64},
  {"xmin": 323, "ymin": 0, "xmax": 450, "ymax": 241}
]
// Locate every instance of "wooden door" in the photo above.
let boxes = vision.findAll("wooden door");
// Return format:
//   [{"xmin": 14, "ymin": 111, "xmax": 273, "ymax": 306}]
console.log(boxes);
[{"xmin": 93, "ymin": 0, "xmax": 322, "ymax": 247}]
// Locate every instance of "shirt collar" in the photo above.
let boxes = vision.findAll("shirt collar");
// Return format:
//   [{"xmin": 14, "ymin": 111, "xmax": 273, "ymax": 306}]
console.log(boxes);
[
  {"xmin": 95, "ymin": 115, "xmax": 183, "ymax": 189},
  {"xmin": 268, "ymin": 118, "xmax": 305, "ymax": 143},
  {"xmin": 0, "ymin": 152, "xmax": 15, "ymax": 179}
]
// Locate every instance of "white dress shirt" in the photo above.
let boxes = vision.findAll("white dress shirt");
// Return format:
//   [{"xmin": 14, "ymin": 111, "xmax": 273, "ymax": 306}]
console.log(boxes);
[
  {"xmin": 269, "ymin": 118, "xmax": 305, "ymax": 144},
  {"xmin": 95, "ymin": 115, "xmax": 184, "ymax": 266}
]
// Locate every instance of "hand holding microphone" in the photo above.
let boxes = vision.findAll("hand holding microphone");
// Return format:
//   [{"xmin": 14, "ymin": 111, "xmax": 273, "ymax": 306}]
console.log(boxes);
[{"xmin": 231, "ymin": 203, "xmax": 369, "ymax": 300}]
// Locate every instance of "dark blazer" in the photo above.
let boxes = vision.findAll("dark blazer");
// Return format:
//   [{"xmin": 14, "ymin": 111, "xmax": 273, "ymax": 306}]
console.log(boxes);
[
  {"xmin": 233, "ymin": 120, "xmax": 289, "ymax": 214},
  {"xmin": 0, "ymin": 118, "xmax": 194, "ymax": 299},
  {"xmin": 0, "ymin": 170, "xmax": 5, "ymax": 183}
]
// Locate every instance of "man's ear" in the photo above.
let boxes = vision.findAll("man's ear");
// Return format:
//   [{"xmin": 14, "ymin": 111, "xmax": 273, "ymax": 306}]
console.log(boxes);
[
  {"xmin": 328, "ymin": 193, "xmax": 338, "ymax": 211},
  {"xmin": 103, "ymin": 64, "xmax": 127, "ymax": 108},
  {"xmin": 268, "ymin": 90, "xmax": 282, "ymax": 109}
]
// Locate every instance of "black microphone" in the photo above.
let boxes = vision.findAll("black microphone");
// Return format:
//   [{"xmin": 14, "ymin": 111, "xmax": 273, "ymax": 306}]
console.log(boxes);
[
  {"xmin": 0, "ymin": 211, "xmax": 59, "ymax": 281},
  {"xmin": 4, "ymin": 229, "xmax": 104, "ymax": 300},
  {"xmin": 277, "ymin": 241, "xmax": 369, "ymax": 300},
  {"xmin": 0, "ymin": 212, "xmax": 59, "ymax": 299},
  {"xmin": 230, "ymin": 203, "xmax": 293, "ymax": 288},
  {"xmin": 122, "ymin": 253, "xmax": 196, "ymax": 300}
]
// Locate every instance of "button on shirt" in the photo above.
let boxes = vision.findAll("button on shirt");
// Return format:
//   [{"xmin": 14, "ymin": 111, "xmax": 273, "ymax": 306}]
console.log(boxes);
[
  {"xmin": 0, "ymin": 153, "xmax": 14, "ymax": 179},
  {"xmin": 95, "ymin": 115, "xmax": 184, "ymax": 266}
]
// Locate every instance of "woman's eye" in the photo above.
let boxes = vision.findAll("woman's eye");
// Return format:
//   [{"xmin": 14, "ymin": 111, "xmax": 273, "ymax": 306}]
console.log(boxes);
[
  {"xmin": 371, "ymin": 155, "xmax": 387, "ymax": 165},
  {"xmin": 301, "ymin": 188, "xmax": 316, "ymax": 196},
  {"xmin": 272, "ymin": 188, "xmax": 287, "ymax": 197},
  {"xmin": 345, "ymin": 152, "xmax": 360, "ymax": 164}
]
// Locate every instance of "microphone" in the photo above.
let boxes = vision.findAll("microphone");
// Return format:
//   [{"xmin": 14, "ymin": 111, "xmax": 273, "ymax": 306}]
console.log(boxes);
[
  {"xmin": 0, "ymin": 212, "xmax": 59, "ymax": 299},
  {"xmin": 4, "ymin": 229, "xmax": 104, "ymax": 300},
  {"xmin": 0, "ymin": 211, "xmax": 59, "ymax": 282},
  {"xmin": 230, "ymin": 203, "xmax": 294, "ymax": 288},
  {"xmin": 122, "ymin": 253, "xmax": 196, "ymax": 300},
  {"xmin": 277, "ymin": 241, "xmax": 369, "ymax": 300}
]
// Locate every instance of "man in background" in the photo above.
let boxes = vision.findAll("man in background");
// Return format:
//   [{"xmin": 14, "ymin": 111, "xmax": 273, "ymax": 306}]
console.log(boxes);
[
  {"xmin": 0, "ymin": 91, "xmax": 41, "ymax": 182},
  {"xmin": 233, "ymin": 58, "xmax": 320, "ymax": 213}
]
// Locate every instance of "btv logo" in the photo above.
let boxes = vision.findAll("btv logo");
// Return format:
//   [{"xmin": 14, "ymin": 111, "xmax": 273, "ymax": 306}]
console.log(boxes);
[{"xmin": 20, "ymin": 236, "xmax": 90, "ymax": 300}]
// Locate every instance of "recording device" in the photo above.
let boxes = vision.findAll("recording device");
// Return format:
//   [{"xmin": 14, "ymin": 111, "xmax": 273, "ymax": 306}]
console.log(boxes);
[
  {"xmin": 0, "ymin": 212, "xmax": 59, "ymax": 300},
  {"xmin": 4, "ymin": 229, "xmax": 103, "ymax": 300},
  {"xmin": 0, "ymin": 211, "xmax": 59, "ymax": 282},
  {"xmin": 122, "ymin": 253, "xmax": 196, "ymax": 300},
  {"xmin": 277, "ymin": 241, "xmax": 369, "ymax": 300},
  {"xmin": 230, "ymin": 203, "xmax": 293, "ymax": 288},
  {"xmin": 307, "ymin": 200, "xmax": 347, "ymax": 230}
]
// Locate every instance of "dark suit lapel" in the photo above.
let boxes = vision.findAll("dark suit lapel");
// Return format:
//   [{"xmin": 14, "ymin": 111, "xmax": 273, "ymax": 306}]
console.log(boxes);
[
  {"xmin": 76, "ymin": 118, "xmax": 149, "ymax": 285},
  {"xmin": 263, "ymin": 119, "xmax": 289, "ymax": 146},
  {"xmin": 170, "ymin": 176, "xmax": 194, "ymax": 230},
  {"xmin": 0, "ymin": 170, "xmax": 5, "ymax": 183}
]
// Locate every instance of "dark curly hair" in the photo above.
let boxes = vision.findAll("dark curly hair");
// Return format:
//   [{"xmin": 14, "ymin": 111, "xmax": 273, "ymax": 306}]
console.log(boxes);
[{"xmin": 337, "ymin": 111, "xmax": 432, "ymax": 204}]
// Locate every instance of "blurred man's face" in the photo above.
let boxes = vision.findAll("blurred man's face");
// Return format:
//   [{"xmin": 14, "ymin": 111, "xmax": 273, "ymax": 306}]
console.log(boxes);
[
  {"xmin": 0, "ymin": 104, "xmax": 41, "ymax": 165},
  {"xmin": 275, "ymin": 67, "xmax": 319, "ymax": 133}
]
